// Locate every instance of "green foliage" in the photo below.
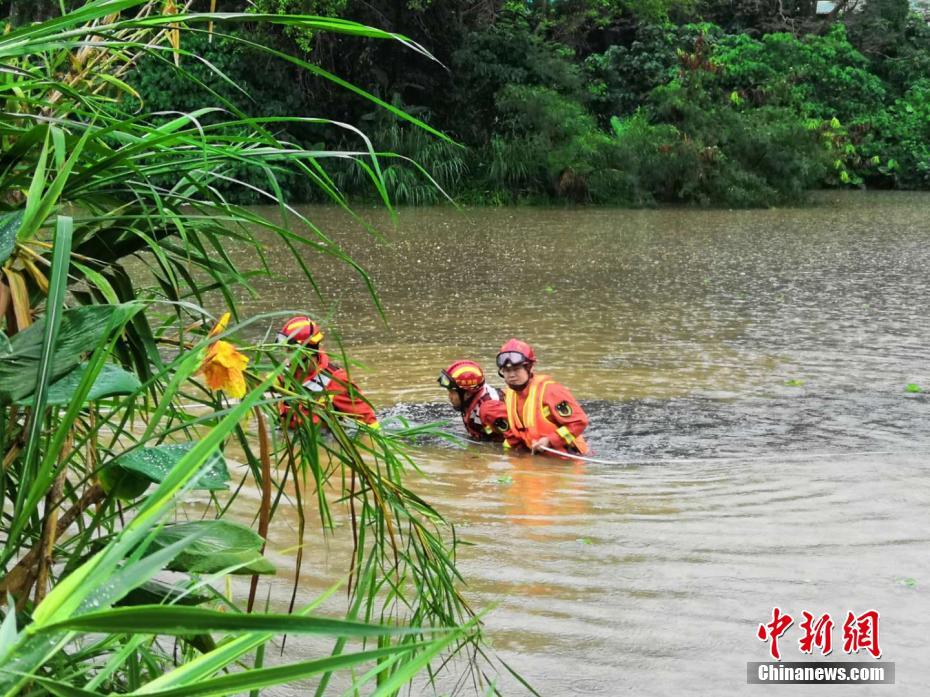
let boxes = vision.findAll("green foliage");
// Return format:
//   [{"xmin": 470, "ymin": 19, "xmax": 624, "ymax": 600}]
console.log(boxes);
[
  {"xmin": 871, "ymin": 12, "xmax": 930, "ymax": 94},
  {"xmin": 0, "ymin": 211, "xmax": 20, "ymax": 264},
  {"xmin": 334, "ymin": 111, "xmax": 467, "ymax": 205},
  {"xmin": 151, "ymin": 520, "xmax": 276, "ymax": 575},
  {"xmin": 102, "ymin": 443, "xmax": 231, "ymax": 499},
  {"xmin": 584, "ymin": 23, "xmax": 679, "ymax": 121},
  {"xmin": 15, "ymin": 362, "xmax": 142, "ymax": 407},
  {"xmin": 133, "ymin": 30, "xmax": 313, "ymax": 203},
  {"xmin": 450, "ymin": 13, "xmax": 586, "ymax": 142},
  {"xmin": 250, "ymin": 0, "xmax": 350, "ymax": 52},
  {"xmin": 0, "ymin": 305, "xmax": 138, "ymax": 405},
  {"xmin": 113, "ymin": 2, "xmax": 930, "ymax": 204},
  {"xmin": 859, "ymin": 80, "xmax": 930, "ymax": 188},
  {"xmin": 0, "ymin": 2, "xmax": 488, "ymax": 695},
  {"xmin": 844, "ymin": 0, "xmax": 911, "ymax": 60},
  {"xmin": 589, "ymin": 111, "xmax": 684, "ymax": 205},
  {"xmin": 712, "ymin": 24, "xmax": 886, "ymax": 122}
]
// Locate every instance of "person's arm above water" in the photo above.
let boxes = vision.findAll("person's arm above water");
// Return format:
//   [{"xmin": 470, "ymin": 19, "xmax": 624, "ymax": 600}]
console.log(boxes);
[
  {"xmin": 478, "ymin": 398, "xmax": 509, "ymax": 440},
  {"xmin": 541, "ymin": 382, "xmax": 588, "ymax": 450}
]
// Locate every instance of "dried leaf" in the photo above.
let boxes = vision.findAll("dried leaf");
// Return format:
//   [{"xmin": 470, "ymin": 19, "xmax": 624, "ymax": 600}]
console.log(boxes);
[
  {"xmin": 22, "ymin": 258, "xmax": 49, "ymax": 295},
  {"xmin": 4, "ymin": 269, "xmax": 31, "ymax": 330}
]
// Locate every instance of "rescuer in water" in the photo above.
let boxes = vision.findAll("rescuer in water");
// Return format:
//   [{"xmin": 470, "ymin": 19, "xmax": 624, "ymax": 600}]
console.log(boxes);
[
  {"xmin": 496, "ymin": 338, "xmax": 589, "ymax": 456},
  {"xmin": 276, "ymin": 316, "xmax": 378, "ymax": 429},
  {"xmin": 438, "ymin": 359, "xmax": 508, "ymax": 442}
]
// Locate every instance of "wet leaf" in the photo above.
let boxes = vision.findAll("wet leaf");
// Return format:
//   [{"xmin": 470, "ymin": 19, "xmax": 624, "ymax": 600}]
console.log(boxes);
[
  {"xmin": 0, "ymin": 210, "xmax": 22, "ymax": 264},
  {"xmin": 0, "ymin": 303, "xmax": 140, "ymax": 404},
  {"xmin": 896, "ymin": 577, "xmax": 917, "ymax": 588},
  {"xmin": 495, "ymin": 475, "xmax": 513, "ymax": 485},
  {"xmin": 576, "ymin": 537, "xmax": 594, "ymax": 545},
  {"xmin": 16, "ymin": 362, "xmax": 141, "ymax": 406},
  {"xmin": 784, "ymin": 379, "xmax": 805, "ymax": 387},
  {"xmin": 150, "ymin": 520, "xmax": 275, "ymax": 576},
  {"xmin": 904, "ymin": 383, "xmax": 923, "ymax": 394},
  {"xmin": 101, "ymin": 443, "xmax": 230, "ymax": 500},
  {"xmin": 117, "ymin": 579, "xmax": 213, "ymax": 607},
  {"xmin": 544, "ymin": 286, "xmax": 555, "ymax": 294}
]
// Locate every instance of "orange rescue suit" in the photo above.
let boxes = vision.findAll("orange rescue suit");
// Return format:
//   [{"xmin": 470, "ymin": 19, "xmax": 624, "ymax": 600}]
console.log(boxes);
[
  {"xmin": 279, "ymin": 350, "xmax": 378, "ymax": 428},
  {"xmin": 503, "ymin": 374, "xmax": 589, "ymax": 455},
  {"xmin": 462, "ymin": 385, "xmax": 508, "ymax": 442}
]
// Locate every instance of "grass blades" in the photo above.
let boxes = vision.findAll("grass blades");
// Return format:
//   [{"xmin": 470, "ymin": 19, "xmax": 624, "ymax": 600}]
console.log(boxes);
[{"xmin": 0, "ymin": 2, "xmax": 495, "ymax": 695}]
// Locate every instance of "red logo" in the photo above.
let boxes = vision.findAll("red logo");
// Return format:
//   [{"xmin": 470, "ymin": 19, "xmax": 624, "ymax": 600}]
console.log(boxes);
[
  {"xmin": 758, "ymin": 609, "xmax": 881, "ymax": 660},
  {"xmin": 843, "ymin": 610, "xmax": 881, "ymax": 658},
  {"xmin": 757, "ymin": 607, "xmax": 794, "ymax": 660},
  {"xmin": 798, "ymin": 612, "xmax": 834, "ymax": 656}
]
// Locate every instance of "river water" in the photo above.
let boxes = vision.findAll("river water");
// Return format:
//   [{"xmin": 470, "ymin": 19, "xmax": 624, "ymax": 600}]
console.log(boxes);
[{"xmin": 212, "ymin": 192, "xmax": 929, "ymax": 695}]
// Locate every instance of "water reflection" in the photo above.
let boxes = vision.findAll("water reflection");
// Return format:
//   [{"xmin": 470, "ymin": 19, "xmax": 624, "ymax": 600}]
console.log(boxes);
[{"xmin": 500, "ymin": 457, "xmax": 588, "ymax": 528}]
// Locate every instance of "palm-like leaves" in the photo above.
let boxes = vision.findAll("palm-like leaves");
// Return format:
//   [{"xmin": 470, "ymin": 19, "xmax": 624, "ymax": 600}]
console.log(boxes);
[{"xmin": 0, "ymin": 2, "xmax": 488, "ymax": 694}]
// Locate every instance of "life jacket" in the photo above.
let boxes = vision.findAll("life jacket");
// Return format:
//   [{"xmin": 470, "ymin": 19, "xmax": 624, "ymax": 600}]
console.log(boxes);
[
  {"xmin": 504, "ymin": 375, "xmax": 589, "ymax": 455},
  {"xmin": 462, "ymin": 385, "xmax": 501, "ymax": 440}
]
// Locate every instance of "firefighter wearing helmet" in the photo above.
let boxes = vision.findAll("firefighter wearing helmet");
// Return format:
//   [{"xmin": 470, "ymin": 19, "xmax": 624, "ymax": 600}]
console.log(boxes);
[
  {"xmin": 496, "ymin": 338, "xmax": 589, "ymax": 456},
  {"xmin": 437, "ymin": 360, "xmax": 508, "ymax": 442},
  {"xmin": 276, "ymin": 316, "xmax": 378, "ymax": 428}
]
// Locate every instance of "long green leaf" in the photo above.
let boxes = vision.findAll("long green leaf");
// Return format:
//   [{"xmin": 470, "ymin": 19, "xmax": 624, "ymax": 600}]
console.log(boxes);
[
  {"xmin": 0, "ymin": 372, "xmax": 284, "ymax": 696},
  {"xmin": 117, "ymin": 580, "xmax": 213, "ymax": 608},
  {"xmin": 15, "ymin": 215, "xmax": 72, "ymax": 533},
  {"xmin": 19, "ymin": 676, "xmax": 101, "ymax": 697},
  {"xmin": 18, "ymin": 130, "xmax": 90, "ymax": 243},
  {"xmin": 134, "ymin": 646, "xmax": 428, "ymax": 697},
  {"xmin": 136, "ymin": 582, "xmax": 344, "ymax": 694},
  {"xmin": 40, "ymin": 606, "xmax": 441, "ymax": 638}
]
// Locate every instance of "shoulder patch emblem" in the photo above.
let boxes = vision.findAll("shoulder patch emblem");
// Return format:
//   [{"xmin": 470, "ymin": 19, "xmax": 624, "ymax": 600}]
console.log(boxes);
[{"xmin": 555, "ymin": 401, "xmax": 572, "ymax": 417}]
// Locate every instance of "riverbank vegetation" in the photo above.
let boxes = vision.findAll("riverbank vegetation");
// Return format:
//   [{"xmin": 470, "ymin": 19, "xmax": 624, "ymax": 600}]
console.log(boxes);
[
  {"xmin": 0, "ymin": 2, "xmax": 491, "ymax": 694},
  {"xmin": 109, "ymin": 0, "xmax": 930, "ymax": 207}
]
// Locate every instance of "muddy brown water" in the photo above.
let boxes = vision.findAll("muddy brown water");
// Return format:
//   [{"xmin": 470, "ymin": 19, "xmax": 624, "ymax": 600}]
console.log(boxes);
[{"xmin": 177, "ymin": 192, "xmax": 929, "ymax": 695}]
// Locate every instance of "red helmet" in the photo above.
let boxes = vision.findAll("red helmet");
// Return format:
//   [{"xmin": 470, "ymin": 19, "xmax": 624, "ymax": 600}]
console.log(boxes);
[
  {"xmin": 277, "ymin": 316, "xmax": 324, "ymax": 346},
  {"xmin": 438, "ymin": 360, "xmax": 485, "ymax": 393},
  {"xmin": 496, "ymin": 338, "xmax": 536, "ymax": 370}
]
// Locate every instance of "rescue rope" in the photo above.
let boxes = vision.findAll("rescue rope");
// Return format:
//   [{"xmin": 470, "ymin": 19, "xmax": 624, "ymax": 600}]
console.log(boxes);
[{"xmin": 535, "ymin": 444, "xmax": 903, "ymax": 467}]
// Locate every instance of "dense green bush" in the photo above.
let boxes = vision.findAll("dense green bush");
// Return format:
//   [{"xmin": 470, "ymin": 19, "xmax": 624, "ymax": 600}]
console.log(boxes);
[
  {"xmin": 448, "ymin": 12, "xmax": 587, "ymax": 144},
  {"xmin": 129, "ymin": 3, "xmax": 930, "ymax": 206},
  {"xmin": 860, "ymin": 80, "xmax": 930, "ymax": 188},
  {"xmin": 584, "ymin": 23, "xmax": 679, "ymax": 122},
  {"xmin": 712, "ymin": 25, "xmax": 886, "ymax": 122}
]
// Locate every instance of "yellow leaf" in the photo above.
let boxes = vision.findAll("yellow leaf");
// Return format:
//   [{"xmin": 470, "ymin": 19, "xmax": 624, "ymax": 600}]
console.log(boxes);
[
  {"xmin": 22, "ymin": 258, "xmax": 49, "ymax": 294},
  {"xmin": 4, "ymin": 268, "xmax": 31, "ymax": 330}
]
